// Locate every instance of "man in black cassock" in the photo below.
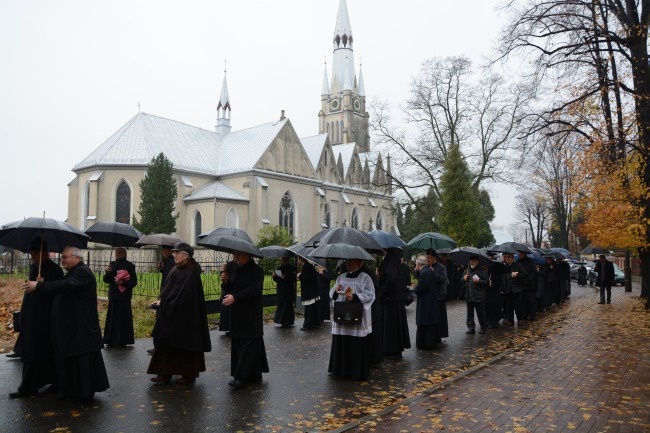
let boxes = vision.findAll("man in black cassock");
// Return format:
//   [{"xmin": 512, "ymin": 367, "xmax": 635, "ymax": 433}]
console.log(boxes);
[
  {"xmin": 148, "ymin": 243, "xmax": 211, "ymax": 384},
  {"xmin": 22, "ymin": 246, "xmax": 109, "ymax": 401},
  {"xmin": 102, "ymin": 247, "xmax": 137, "ymax": 348},
  {"xmin": 221, "ymin": 250, "xmax": 269, "ymax": 389},
  {"xmin": 272, "ymin": 256, "xmax": 296, "ymax": 328},
  {"xmin": 9, "ymin": 239, "xmax": 64, "ymax": 399}
]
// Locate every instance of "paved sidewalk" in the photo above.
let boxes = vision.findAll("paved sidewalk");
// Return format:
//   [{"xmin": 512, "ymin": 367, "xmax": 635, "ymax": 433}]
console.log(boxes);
[
  {"xmin": 0, "ymin": 282, "xmax": 647, "ymax": 432},
  {"xmin": 342, "ymin": 287, "xmax": 650, "ymax": 433}
]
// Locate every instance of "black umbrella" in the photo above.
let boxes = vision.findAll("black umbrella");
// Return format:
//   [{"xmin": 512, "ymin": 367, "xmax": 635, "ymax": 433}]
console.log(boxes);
[
  {"xmin": 0, "ymin": 217, "xmax": 89, "ymax": 253},
  {"xmin": 449, "ymin": 246, "xmax": 492, "ymax": 267},
  {"xmin": 197, "ymin": 234, "xmax": 263, "ymax": 258},
  {"xmin": 84, "ymin": 221, "xmax": 143, "ymax": 247},
  {"xmin": 287, "ymin": 243, "xmax": 313, "ymax": 262},
  {"xmin": 308, "ymin": 243, "xmax": 374, "ymax": 261},
  {"xmin": 304, "ymin": 227, "xmax": 383, "ymax": 254},
  {"xmin": 135, "ymin": 233, "xmax": 183, "ymax": 247},
  {"xmin": 580, "ymin": 244, "xmax": 608, "ymax": 255},
  {"xmin": 496, "ymin": 241, "xmax": 531, "ymax": 254},
  {"xmin": 406, "ymin": 232, "xmax": 458, "ymax": 251},
  {"xmin": 197, "ymin": 227, "xmax": 253, "ymax": 243},
  {"xmin": 260, "ymin": 245, "xmax": 292, "ymax": 259},
  {"xmin": 367, "ymin": 229, "xmax": 406, "ymax": 249}
]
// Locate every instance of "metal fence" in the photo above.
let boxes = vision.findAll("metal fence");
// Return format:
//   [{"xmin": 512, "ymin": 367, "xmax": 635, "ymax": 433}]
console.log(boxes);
[{"xmin": 0, "ymin": 248, "xmax": 281, "ymax": 300}]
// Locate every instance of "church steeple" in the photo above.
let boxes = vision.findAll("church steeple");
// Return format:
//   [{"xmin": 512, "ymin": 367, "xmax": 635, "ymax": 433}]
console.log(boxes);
[
  {"xmin": 215, "ymin": 65, "xmax": 231, "ymax": 137},
  {"xmin": 318, "ymin": 0, "xmax": 369, "ymax": 153},
  {"xmin": 331, "ymin": 0, "xmax": 355, "ymax": 92}
]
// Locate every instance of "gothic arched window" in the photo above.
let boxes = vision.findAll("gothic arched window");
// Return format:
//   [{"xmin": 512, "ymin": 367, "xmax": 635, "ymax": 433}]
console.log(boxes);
[
  {"xmin": 376, "ymin": 211, "xmax": 383, "ymax": 231},
  {"xmin": 340, "ymin": 121, "xmax": 344, "ymax": 142},
  {"xmin": 194, "ymin": 211, "xmax": 202, "ymax": 244},
  {"xmin": 82, "ymin": 181, "xmax": 90, "ymax": 229},
  {"xmin": 226, "ymin": 208, "xmax": 238, "ymax": 228},
  {"xmin": 351, "ymin": 208, "xmax": 359, "ymax": 229},
  {"xmin": 279, "ymin": 191, "xmax": 295, "ymax": 235},
  {"xmin": 323, "ymin": 204, "xmax": 331, "ymax": 228},
  {"xmin": 115, "ymin": 181, "xmax": 131, "ymax": 224}
]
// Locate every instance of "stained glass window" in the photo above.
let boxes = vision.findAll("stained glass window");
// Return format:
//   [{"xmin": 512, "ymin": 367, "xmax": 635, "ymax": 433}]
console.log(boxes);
[
  {"xmin": 279, "ymin": 192, "xmax": 294, "ymax": 235},
  {"xmin": 115, "ymin": 181, "xmax": 131, "ymax": 224}
]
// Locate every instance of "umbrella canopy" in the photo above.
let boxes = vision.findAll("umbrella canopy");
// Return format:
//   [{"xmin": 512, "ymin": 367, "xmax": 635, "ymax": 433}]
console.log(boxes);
[
  {"xmin": 286, "ymin": 243, "xmax": 313, "ymax": 262},
  {"xmin": 580, "ymin": 244, "xmax": 609, "ymax": 255},
  {"xmin": 197, "ymin": 227, "xmax": 253, "ymax": 243},
  {"xmin": 84, "ymin": 221, "xmax": 143, "ymax": 247},
  {"xmin": 493, "ymin": 241, "xmax": 531, "ymax": 254},
  {"xmin": 367, "ymin": 229, "xmax": 406, "ymax": 250},
  {"xmin": 449, "ymin": 246, "xmax": 492, "ymax": 267},
  {"xmin": 304, "ymin": 227, "xmax": 383, "ymax": 254},
  {"xmin": 0, "ymin": 217, "xmax": 89, "ymax": 253},
  {"xmin": 406, "ymin": 232, "xmax": 458, "ymax": 251},
  {"xmin": 135, "ymin": 233, "xmax": 183, "ymax": 247},
  {"xmin": 550, "ymin": 247, "xmax": 573, "ymax": 257},
  {"xmin": 308, "ymin": 243, "xmax": 374, "ymax": 261},
  {"xmin": 197, "ymin": 234, "xmax": 263, "ymax": 258},
  {"xmin": 259, "ymin": 245, "xmax": 292, "ymax": 259}
]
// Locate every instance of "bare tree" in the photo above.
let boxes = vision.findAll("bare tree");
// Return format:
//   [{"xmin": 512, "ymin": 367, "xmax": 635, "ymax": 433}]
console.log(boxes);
[
  {"xmin": 496, "ymin": 0, "xmax": 650, "ymax": 297},
  {"xmin": 515, "ymin": 191, "xmax": 550, "ymax": 248},
  {"xmin": 370, "ymin": 56, "xmax": 530, "ymax": 214}
]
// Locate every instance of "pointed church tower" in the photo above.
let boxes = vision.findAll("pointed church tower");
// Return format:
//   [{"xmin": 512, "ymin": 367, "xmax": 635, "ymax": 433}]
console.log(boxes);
[
  {"xmin": 215, "ymin": 67, "xmax": 232, "ymax": 137},
  {"xmin": 318, "ymin": 0, "xmax": 370, "ymax": 152}
]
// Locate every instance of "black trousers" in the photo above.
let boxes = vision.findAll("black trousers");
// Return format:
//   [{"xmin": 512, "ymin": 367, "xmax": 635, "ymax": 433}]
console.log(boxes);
[{"xmin": 466, "ymin": 301, "xmax": 487, "ymax": 331}]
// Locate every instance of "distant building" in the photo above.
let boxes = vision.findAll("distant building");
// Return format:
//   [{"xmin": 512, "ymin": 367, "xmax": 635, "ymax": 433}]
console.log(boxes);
[{"xmin": 66, "ymin": 0, "xmax": 394, "ymax": 244}]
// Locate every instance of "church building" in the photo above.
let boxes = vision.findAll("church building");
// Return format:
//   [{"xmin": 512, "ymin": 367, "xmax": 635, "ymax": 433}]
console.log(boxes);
[{"xmin": 66, "ymin": 0, "xmax": 395, "ymax": 245}]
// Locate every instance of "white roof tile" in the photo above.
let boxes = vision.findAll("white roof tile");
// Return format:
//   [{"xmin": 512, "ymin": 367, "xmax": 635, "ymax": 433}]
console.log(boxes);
[
  {"xmin": 332, "ymin": 142, "xmax": 356, "ymax": 178},
  {"xmin": 218, "ymin": 119, "xmax": 288, "ymax": 174},
  {"xmin": 184, "ymin": 180, "xmax": 248, "ymax": 202},
  {"xmin": 301, "ymin": 133, "xmax": 328, "ymax": 170}
]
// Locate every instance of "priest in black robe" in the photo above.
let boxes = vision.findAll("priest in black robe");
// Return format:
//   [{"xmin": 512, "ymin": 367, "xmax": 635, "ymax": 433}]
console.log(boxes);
[
  {"xmin": 272, "ymin": 256, "xmax": 296, "ymax": 328},
  {"xmin": 9, "ymin": 239, "xmax": 64, "ymax": 398},
  {"xmin": 102, "ymin": 247, "xmax": 137, "ymax": 348},
  {"xmin": 378, "ymin": 248, "xmax": 411, "ymax": 360},
  {"xmin": 221, "ymin": 250, "xmax": 269, "ymax": 389},
  {"xmin": 148, "ymin": 243, "xmax": 211, "ymax": 384},
  {"xmin": 22, "ymin": 246, "xmax": 109, "ymax": 401}
]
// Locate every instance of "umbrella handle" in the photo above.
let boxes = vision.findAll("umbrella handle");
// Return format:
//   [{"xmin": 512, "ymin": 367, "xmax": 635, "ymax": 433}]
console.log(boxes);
[{"xmin": 37, "ymin": 238, "xmax": 43, "ymax": 279}]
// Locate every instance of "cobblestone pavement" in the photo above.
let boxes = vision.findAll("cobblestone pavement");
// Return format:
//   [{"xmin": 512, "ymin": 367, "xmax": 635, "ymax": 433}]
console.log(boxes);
[{"xmin": 341, "ymin": 285, "xmax": 650, "ymax": 433}]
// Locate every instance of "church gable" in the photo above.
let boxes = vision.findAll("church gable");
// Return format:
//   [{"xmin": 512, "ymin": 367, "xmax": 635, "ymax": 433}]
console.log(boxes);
[{"xmin": 256, "ymin": 122, "xmax": 316, "ymax": 179}]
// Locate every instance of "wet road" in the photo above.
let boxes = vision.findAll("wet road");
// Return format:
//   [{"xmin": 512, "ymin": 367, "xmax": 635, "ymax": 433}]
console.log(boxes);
[{"xmin": 0, "ymin": 281, "xmax": 601, "ymax": 433}]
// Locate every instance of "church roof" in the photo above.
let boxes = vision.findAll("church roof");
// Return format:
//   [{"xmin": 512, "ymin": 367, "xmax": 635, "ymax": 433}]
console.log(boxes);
[
  {"xmin": 73, "ymin": 113, "xmax": 220, "ymax": 175},
  {"xmin": 218, "ymin": 118, "xmax": 289, "ymax": 174},
  {"xmin": 359, "ymin": 151, "xmax": 379, "ymax": 180},
  {"xmin": 301, "ymin": 133, "xmax": 329, "ymax": 170},
  {"xmin": 332, "ymin": 142, "xmax": 356, "ymax": 178},
  {"xmin": 73, "ymin": 113, "xmax": 289, "ymax": 177},
  {"xmin": 184, "ymin": 180, "xmax": 249, "ymax": 202}
]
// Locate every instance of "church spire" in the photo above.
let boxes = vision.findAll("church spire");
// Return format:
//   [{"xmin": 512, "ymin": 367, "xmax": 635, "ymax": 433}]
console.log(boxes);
[
  {"xmin": 331, "ymin": 0, "xmax": 355, "ymax": 92},
  {"xmin": 321, "ymin": 61, "xmax": 330, "ymax": 96},
  {"xmin": 215, "ymin": 63, "xmax": 231, "ymax": 137},
  {"xmin": 357, "ymin": 63, "xmax": 365, "ymax": 96}
]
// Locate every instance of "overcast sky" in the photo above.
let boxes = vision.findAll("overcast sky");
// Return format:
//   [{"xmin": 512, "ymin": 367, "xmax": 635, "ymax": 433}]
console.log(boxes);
[{"xmin": 0, "ymin": 0, "xmax": 516, "ymax": 231}]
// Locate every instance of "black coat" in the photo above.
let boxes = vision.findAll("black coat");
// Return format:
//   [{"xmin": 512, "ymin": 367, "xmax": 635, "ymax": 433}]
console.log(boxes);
[
  {"xmin": 103, "ymin": 258, "xmax": 137, "ymax": 300},
  {"xmin": 19, "ymin": 259, "xmax": 64, "ymax": 362},
  {"xmin": 152, "ymin": 263, "xmax": 211, "ymax": 353},
  {"xmin": 414, "ymin": 265, "xmax": 444, "ymax": 326},
  {"xmin": 38, "ymin": 261, "xmax": 104, "ymax": 358},
  {"xmin": 463, "ymin": 266, "xmax": 489, "ymax": 303},
  {"xmin": 223, "ymin": 259, "xmax": 265, "ymax": 339},
  {"xmin": 299, "ymin": 261, "xmax": 319, "ymax": 301},
  {"xmin": 594, "ymin": 260, "xmax": 615, "ymax": 285},
  {"xmin": 512, "ymin": 256, "xmax": 536, "ymax": 292}
]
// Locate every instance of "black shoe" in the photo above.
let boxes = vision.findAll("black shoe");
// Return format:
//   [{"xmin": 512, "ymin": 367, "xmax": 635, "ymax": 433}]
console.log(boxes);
[
  {"xmin": 9, "ymin": 392, "xmax": 36, "ymax": 399},
  {"xmin": 478, "ymin": 329, "xmax": 486, "ymax": 334},
  {"xmin": 5, "ymin": 352, "xmax": 20, "ymax": 358},
  {"xmin": 228, "ymin": 379, "xmax": 244, "ymax": 390},
  {"xmin": 300, "ymin": 327, "xmax": 313, "ymax": 331},
  {"xmin": 146, "ymin": 348, "xmax": 154, "ymax": 355},
  {"xmin": 598, "ymin": 301, "xmax": 605, "ymax": 304},
  {"xmin": 606, "ymin": 300, "xmax": 611, "ymax": 304},
  {"xmin": 465, "ymin": 329, "xmax": 476, "ymax": 334}
]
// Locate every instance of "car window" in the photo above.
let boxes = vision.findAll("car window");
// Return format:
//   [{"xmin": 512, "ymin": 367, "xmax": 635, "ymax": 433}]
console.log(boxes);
[{"xmin": 612, "ymin": 263, "xmax": 622, "ymax": 272}]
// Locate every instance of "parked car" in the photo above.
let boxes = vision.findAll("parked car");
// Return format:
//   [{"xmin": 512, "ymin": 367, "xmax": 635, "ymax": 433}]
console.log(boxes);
[
  {"xmin": 570, "ymin": 261, "xmax": 596, "ymax": 280},
  {"xmin": 588, "ymin": 262, "xmax": 625, "ymax": 286}
]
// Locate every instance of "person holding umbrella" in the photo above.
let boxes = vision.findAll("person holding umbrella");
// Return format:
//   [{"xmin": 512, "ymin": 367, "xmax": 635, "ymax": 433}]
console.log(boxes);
[
  {"xmin": 220, "ymin": 250, "xmax": 270, "ymax": 389},
  {"xmin": 148, "ymin": 243, "xmax": 211, "ymax": 384},
  {"xmin": 298, "ymin": 257, "xmax": 320, "ymax": 331},
  {"xmin": 102, "ymin": 248, "xmax": 137, "ymax": 348},
  {"xmin": 22, "ymin": 246, "xmax": 110, "ymax": 401},
  {"xmin": 462, "ymin": 254, "xmax": 489, "ymax": 334},
  {"xmin": 377, "ymin": 247, "xmax": 411, "ymax": 360},
  {"xmin": 9, "ymin": 238, "xmax": 64, "ymax": 399},
  {"xmin": 272, "ymin": 256, "xmax": 296, "ymax": 328}
]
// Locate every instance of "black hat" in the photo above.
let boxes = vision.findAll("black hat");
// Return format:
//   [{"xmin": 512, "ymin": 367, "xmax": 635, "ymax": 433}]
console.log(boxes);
[
  {"xmin": 468, "ymin": 254, "xmax": 480, "ymax": 260},
  {"xmin": 29, "ymin": 238, "xmax": 47, "ymax": 252},
  {"xmin": 161, "ymin": 245, "xmax": 172, "ymax": 250},
  {"xmin": 171, "ymin": 242, "xmax": 194, "ymax": 258}
]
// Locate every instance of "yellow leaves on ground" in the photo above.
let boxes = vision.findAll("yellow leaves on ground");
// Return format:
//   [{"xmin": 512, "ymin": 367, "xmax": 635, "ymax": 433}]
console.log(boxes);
[{"xmin": 48, "ymin": 428, "xmax": 71, "ymax": 433}]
